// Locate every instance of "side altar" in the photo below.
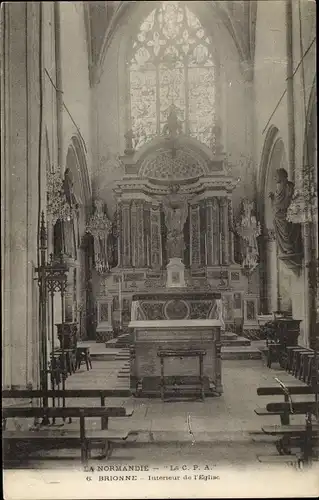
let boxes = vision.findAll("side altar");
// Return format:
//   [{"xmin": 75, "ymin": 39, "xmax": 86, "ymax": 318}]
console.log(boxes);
[{"xmin": 129, "ymin": 290, "xmax": 223, "ymax": 398}]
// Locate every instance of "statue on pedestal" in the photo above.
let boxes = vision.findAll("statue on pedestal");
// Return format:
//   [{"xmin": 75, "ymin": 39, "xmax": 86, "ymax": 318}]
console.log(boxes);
[
  {"xmin": 162, "ymin": 184, "xmax": 189, "ymax": 260},
  {"xmin": 269, "ymin": 168, "xmax": 303, "ymax": 265}
]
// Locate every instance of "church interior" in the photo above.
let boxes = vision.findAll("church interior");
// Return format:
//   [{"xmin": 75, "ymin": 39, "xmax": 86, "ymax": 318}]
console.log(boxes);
[{"xmin": 2, "ymin": 0, "xmax": 319, "ymax": 478}]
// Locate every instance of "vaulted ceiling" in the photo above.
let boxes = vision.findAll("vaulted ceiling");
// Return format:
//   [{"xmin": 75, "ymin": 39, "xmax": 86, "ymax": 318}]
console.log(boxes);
[{"xmin": 84, "ymin": 1, "xmax": 257, "ymax": 85}]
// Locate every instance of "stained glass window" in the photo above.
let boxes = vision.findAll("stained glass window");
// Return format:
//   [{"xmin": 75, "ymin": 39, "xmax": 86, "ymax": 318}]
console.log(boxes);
[{"xmin": 128, "ymin": 1, "xmax": 216, "ymax": 150}]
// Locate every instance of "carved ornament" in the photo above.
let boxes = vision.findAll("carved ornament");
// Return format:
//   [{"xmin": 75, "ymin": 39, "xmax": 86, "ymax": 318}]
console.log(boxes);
[
  {"xmin": 287, "ymin": 166, "xmax": 317, "ymax": 224},
  {"xmin": 47, "ymin": 170, "xmax": 74, "ymax": 225},
  {"xmin": 234, "ymin": 199, "xmax": 261, "ymax": 273}
]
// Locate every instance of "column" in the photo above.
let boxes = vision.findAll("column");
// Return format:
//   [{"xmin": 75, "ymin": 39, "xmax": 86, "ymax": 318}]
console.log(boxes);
[
  {"xmin": 150, "ymin": 205, "xmax": 162, "ymax": 269},
  {"xmin": 2, "ymin": 3, "xmax": 42, "ymax": 388},
  {"xmin": 122, "ymin": 201, "xmax": 131, "ymax": 267},
  {"xmin": 136, "ymin": 201, "xmax": 145, "ymax": 268},
  {"xmin": 144, "ymin": 202, "xmax": 151, "ymax": 267},
  {"xmin": 130, "ymin": 201, "xmax": 137, "ymax": 267},
  {"xmin": 211, "ymin": 198, "xmax": 220, "ymax": 265},
  {"xmin": 190, "ymin": 204, "xmax": 201, "ymax": 268},
  {"xmin": 219, "ymin": 197, "xmax": 229, "ymax": 265},
  {"xmin": 206, "ymin": 199, "xmax": 213, "ymax": 266},
  {"xmin": 116, "ymin": 204, "xmax": 122, "ymax": 267},
  {"xmin": 227, "ymin": 197, "xmax": 236, "ymax": 263},
  {"xmin": 265, "ymin": 229, "xmax": 278, "ymax": 312}
]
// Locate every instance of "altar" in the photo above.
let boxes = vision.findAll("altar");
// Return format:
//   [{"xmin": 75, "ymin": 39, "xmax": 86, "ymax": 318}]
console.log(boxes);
[
  {"xmin": 90, "ymin": 130, "xmax": 261, "ymax": 344},
  {"xmin": 129, "ymin": 290, "xmax": 223, "ymax": 398}
]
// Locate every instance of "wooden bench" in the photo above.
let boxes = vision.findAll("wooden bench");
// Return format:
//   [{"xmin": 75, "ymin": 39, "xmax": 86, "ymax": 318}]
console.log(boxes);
[
  {"xmin": 2, "ymin": 389, "xmax": 133, "ymax": 429},
  {"xmin": 3, "ymin": 406, "xmax": 132, "ymax": 464},
  {"xmin": 260, "ymin": 418, "xmax": 319, "ymax": 464},
  {"xmin": 291, "ymin": 349, "xmax": 312, "ymax": 378},
  {"xmin": 255, "ymin": 384, "xmax": 316, "ymax": 426},
  {"xmin": 255, "ymin": 383, "xmax": 319, "ymax": 465}
]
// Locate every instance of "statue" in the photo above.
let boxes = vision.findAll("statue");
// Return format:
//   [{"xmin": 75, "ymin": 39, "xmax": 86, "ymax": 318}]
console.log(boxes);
[
  {"xmin": 162, "ymin": 184, "xmax": 189, "ymax": 259},
  {"xmin": 234, "ymin": 199, "xmax": 261, "ymax": 273},
  {"xmin": 269, "ymin": 168, "xmax": 302, "ymax": 259}
]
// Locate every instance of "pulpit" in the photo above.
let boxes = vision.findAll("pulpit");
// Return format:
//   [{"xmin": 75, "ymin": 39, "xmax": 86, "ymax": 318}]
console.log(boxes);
[{"xmin": 129, "ymin": 290, "xmax": 223, "ymax": 397}]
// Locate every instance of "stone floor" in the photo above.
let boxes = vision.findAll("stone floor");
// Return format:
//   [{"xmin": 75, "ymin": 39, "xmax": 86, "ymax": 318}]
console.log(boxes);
[{"xmin": 6, "ymin": 353, "xmax": 317, "ymax": 472}]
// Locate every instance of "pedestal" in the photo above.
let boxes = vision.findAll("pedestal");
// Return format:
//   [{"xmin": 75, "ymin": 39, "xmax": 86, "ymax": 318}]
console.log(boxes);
[
  {"xmin": 96, "ymin": 296, "xmax": 113, "ymax": 343},
  {"xmin": 166, "ymin": 258, "xmax": 186, "ymax": 288},
  {"xmin": 129, "ymin": 290, "xmax": 223, "ymax": 397}
]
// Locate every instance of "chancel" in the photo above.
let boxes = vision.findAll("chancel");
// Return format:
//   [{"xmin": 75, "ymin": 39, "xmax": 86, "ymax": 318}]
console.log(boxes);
[{"xmin": 2, "ymin": 0, "xmax": 319, "ymax": 478}]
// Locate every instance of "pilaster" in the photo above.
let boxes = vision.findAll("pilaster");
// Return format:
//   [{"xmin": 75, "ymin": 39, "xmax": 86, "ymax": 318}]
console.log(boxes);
[
  {"xmin": 190, "ymin": 203, "xmax": 201, "ymax": 268},
  {"xmin": 212, "ymin": 197, "xmax": 220, "ymax": 265},
  {"xmin": 206, "ymin": 199, "xmax": 213, "ymax": 266},
  {"xmin": 265, "ymin": 229, "xmax": 278, "ymax": 313},
  {"xmin": 219, "ymin": 197, "xmax": 229, "ymax": 265},
  {"xmin": 122, "ymin": 201, "xmax": 131, "ymax": 267},
  {"xmin": 150, "ymin": 205, "xmax": 162, "ymax": 269}
]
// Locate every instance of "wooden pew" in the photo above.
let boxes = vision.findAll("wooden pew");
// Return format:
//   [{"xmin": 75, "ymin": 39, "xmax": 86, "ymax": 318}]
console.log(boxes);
[
  {"xmin": 3, "ymin": 406, "xmax": 133, "ymax": 465},
  {"xmin": 255, "ymin": 389, "xmax": 319, "ymax": 465},
  {"xmin": 2, "ymin": 389, "xmax": 133, "ymax": 429},
  {"xmin": 254, "ymin": 385, "xmax": 316, "ymax": 425}
]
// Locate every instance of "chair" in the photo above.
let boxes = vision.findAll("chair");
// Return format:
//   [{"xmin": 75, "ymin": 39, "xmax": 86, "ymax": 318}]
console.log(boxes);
[{"xmin": 76, "ymin": 347, "xmax": 92, "ymax": 371}]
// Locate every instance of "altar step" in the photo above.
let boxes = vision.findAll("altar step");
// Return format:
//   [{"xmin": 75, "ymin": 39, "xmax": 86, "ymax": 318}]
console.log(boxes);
[
  {"xmin": 105, "ymin": 333, "xmax": 133, "ymax": 349},
  {"xmin": 221, "ymin": 345, "xmax": 262, "ymax": 360},
  {"xmin": 221, "ymin": 335, "xmax": 251, "ymax": 347}
]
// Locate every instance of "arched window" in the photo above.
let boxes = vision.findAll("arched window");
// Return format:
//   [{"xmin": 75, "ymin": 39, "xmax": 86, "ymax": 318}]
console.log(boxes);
[{"xmin": 128, "ymin": 1, "xmax": 217, "ymax": 150}]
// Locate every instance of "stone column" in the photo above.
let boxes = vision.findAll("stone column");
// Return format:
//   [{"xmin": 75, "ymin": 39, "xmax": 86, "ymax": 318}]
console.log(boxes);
[
  {"xmin": 136, "ymin": 201, "xmax": 145, "ymax": 268},
  {"xmin": 190, "ymin": 204, "xmax": 201, "ymax": 268},
  {"xmin": 2, "ymin": 3, "xmax": 43, "ymax": 388},
  {"xmin": 227, "ymin": 197, "xmax": 236, "ymax": 263},
  {"xmin": 144, "ymin": 202, "xmax": 151, "ymax": 267},
  {"xmin": 265, "ymin": 229, "xmax": 278, "ymax": 312},
  {"xmin": 122, "ymin": 201, "xmax": 131, "ymax": 267},
  {"xmin": 116, "ymin": 204, "xmax": 122, "ymax": 267},
  {"xmin": 206, "ymin": 199, "xmax": 213, "ymax": 266},
  {"xmin": 130, "ymin": 201, "xmax": 137, "ymax": 267},
  {"xmin": 212, "ymin": 198, "xmax": 220, "ymax": 265},
  {"xmin": 219, "ymin": 197, "xmax": 229, "ymax": 265},
  {"xmin": 150, "ymin": 205, "xmax": 162, "ymax": 269}
]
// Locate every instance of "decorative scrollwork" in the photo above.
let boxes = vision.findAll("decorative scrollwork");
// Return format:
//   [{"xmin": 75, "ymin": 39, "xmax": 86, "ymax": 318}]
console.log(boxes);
[
  {"xmin": 234, "ymin": 199, "xmax": 261, "ymax": 273},
  {"xmin": 47, "ymin": 170, "xmax": 73, "ymax": 224},
  {"xmin": 86, "ymin": 200, "xmax": 112, "ymax": 275}
]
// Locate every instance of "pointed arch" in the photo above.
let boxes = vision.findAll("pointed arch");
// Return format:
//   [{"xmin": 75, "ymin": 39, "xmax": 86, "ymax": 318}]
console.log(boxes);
[{"xmin": 65, "ymin": 134, "xmax": 92, "ymax": 211}]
